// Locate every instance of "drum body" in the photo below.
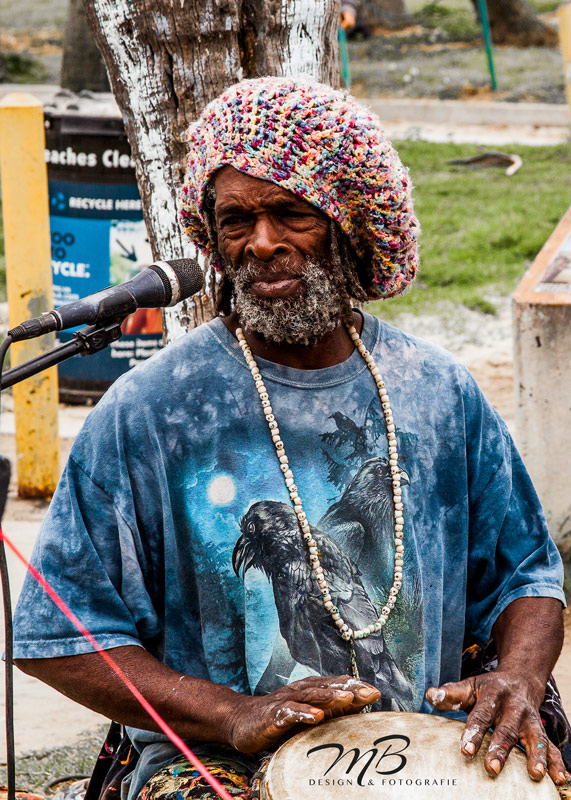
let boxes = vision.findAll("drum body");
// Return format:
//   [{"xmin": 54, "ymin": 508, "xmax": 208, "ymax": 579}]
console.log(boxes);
[{"xmin": 260, "ymin": 712, "xmax": 559, "ymax": 799}]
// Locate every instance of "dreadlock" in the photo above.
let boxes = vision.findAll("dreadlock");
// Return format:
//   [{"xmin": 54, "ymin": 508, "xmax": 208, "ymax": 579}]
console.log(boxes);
[
  {"xmin": 328, "ymin": 218, "xmax": 368, "ymax": 326},
  {"xmin": 203, "ymin": 181, "xmax": 234, "ymax": 316}
]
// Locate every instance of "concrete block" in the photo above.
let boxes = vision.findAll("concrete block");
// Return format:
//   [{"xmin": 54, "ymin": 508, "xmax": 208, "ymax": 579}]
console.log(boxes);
[{"xmin": 513, "ymin": 208, "xmax": 571, "ymax": 547}]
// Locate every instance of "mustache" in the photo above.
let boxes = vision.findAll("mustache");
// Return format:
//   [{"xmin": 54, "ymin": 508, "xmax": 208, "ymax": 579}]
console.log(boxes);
[{"xmin": 234, "ymin": 256, "xmax": 322, "ymax": 285}]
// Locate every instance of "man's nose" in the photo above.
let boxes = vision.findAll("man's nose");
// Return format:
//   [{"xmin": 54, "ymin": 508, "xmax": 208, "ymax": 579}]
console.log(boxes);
[{"xmin": 245, "ymin": 218, "xmax": 288, "ymax": 262}]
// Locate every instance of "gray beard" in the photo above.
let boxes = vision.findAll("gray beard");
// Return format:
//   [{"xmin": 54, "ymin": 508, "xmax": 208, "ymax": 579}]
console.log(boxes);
[{"xmin": 227, "ymin": 259, "xmax": 350, "ymax": 347}]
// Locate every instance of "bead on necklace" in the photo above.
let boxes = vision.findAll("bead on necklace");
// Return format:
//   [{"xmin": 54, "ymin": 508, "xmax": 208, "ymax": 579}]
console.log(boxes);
[{"xmin": 236, "ymin": 323, "xmax": 404, "ymax": 643}]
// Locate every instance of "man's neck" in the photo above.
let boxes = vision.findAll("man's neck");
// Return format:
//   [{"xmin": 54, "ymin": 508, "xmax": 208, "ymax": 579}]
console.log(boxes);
[{"xmin": 221, "ymin": 310, "xmax": 364, "ymax": 370}]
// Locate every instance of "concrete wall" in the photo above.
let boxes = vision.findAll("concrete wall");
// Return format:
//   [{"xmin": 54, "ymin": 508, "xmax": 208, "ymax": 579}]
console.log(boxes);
[
  {"xmin": 512, "ymin": 209, "xmax": 571, "ymax": 592},
  {"xmin": 513, "ymin": 302, "xmax": 571, "ymax": 546}
]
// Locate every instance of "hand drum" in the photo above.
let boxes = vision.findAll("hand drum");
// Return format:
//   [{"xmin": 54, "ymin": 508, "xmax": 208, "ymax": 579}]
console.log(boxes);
[{"xmin": 259, "ymin": 712, "xmax": 560, "ymax": 799}]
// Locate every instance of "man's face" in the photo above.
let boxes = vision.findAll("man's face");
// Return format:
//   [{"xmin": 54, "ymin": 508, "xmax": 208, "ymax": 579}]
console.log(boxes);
[{"xmin": 213, "ymin": 166, "xmax": 350, "ymax": 345}]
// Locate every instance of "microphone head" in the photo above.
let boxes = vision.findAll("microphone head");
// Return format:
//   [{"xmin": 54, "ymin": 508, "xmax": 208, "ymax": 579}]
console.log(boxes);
[
  {"xmin": 168, "ymin": 258, "xmax": 205, "ymax": 300},
  {"xmin": 150, "ymin": 258, "xmax": 204, "ymax": 305}
]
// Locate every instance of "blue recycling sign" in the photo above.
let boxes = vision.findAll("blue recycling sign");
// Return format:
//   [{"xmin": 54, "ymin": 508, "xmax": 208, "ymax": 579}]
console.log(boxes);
[{"xmin": 47, "ymin": 149, "xmax": 163, "ymax": 396}]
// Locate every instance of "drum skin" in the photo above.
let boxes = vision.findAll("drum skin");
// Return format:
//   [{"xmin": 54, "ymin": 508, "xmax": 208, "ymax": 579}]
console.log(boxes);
[{"xmin": 260, "ymin": 712, "xmax": 560, "ymax": 799}]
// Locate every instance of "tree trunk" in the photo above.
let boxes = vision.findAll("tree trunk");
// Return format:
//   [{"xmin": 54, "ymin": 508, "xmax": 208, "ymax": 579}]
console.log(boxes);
[
  {"xmin": 61, "ymin": 0, "xmax": 110, "ymax": 92},
  {"xmin": 83, "ymin": 0, "xmax": 340, "ymax": 343},
  {"xmin": 361, "ymin": 0, "xmax": 412, "ymax": 31},
  {"xmin": 471, "ymin": 0, "xmax": 558, "ymax": 46}
]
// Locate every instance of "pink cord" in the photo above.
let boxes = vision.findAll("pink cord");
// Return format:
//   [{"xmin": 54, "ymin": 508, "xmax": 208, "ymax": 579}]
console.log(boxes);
[{"xmin": 0, "ymin": 526, "xmax": 235, "ymax": 800}]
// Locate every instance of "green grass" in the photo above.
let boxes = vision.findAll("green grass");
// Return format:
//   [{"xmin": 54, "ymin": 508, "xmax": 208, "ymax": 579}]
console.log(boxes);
[
  {"xmin": 0, "ymin": 51, "xmax": 48, "ymax": 83},
  {"xmin": 367, "ymin": 140, "xmax": 571, "ymax": 319},
  {"xmin": 529, "ymin": 0, "xmax": 560, "ymax": 11},
  {"xmin": 412, "ymin": 1, "xmax": 481, "ymax": 40}
]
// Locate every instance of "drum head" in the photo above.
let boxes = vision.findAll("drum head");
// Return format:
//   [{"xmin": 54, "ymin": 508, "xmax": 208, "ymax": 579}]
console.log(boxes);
[{"xmin": 261, "ymin": 712, "xmax": 559, "ymax": 799}]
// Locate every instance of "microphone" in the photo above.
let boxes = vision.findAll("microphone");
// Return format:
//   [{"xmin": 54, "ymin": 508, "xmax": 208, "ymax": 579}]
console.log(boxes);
[{"xmin": 8, "ymin": 259, "xmax": 204, "ymax": 342}]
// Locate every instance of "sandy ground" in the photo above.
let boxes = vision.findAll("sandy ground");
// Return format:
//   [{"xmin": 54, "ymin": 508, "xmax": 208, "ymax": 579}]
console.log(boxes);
[{"xmin": 0, "ymin": 299, "xmax": 569, "ymax": 765}]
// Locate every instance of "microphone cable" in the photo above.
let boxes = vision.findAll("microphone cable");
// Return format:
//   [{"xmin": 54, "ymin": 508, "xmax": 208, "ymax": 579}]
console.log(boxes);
[{"xmin": 0, "ymin": 333, "xmax": 16, "ymax": 800}]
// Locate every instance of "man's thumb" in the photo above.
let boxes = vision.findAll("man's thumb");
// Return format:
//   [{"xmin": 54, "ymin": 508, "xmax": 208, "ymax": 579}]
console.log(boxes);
[{"xmin": 426, "ymin": 679, "xmax": 476, "ymax": 711}]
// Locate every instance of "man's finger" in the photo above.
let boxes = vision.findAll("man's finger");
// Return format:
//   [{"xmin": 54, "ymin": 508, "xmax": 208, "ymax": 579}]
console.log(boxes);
[
  {"xmin": 322, "ymin": 676, "xmax": 375, "ymax": 694},
  {"xmin": 294, "ymin": 686, "xmax": 356, "ymax": 708},
  {"xmin": 284, "ymin": 674, "xmax": 353, "ymax": 693},
  {"xmin": 325, "ymin": 678, "xmax": 380, "ymax": 705},
  {"xmin": 519, "ymin": 717, "xmax": 557, "ymax": 782},
  {"xmin": 426, "ymin": 678, "xmax": 476, "ymax": 712},
  {"xmin": 316, "ymin": 676, "xmax": 380, "ymax": 705},
  {"xmin": 281, "ymin": 676, "xmax": 379, "ymax": 712},
  {"xmin": 460, "ymin": 696, "xmax": 499, "ymax": 757},
  {"xmin": 546, "ymin": 740, "xmax": 567, "ymax": 786},
  {"xmin": 340, "ymin": 686, "xmax": 381, "ymax": 710},
  {"xmin": 273, "ymin": 702, "xmax": 323, "ymax": 730},
  {"xmin": 482, "ymin": 719, "xmax": 521, "ymax": 776}
]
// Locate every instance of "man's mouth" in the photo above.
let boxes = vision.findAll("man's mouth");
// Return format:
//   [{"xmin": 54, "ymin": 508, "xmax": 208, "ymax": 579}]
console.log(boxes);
[{"xmin": 249, "ymin": 276, "xmax": 302, "ymax": 298}]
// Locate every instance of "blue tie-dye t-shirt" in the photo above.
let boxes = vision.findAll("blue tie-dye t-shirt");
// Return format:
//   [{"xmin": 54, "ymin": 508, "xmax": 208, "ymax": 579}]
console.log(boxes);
[{"xmin": 13, "ymin": 312, "xmax": 564, "ymax": 796}]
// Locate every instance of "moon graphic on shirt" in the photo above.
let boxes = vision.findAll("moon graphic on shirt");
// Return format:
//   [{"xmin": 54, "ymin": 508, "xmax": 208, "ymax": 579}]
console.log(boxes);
[{"xmin": 207, "ymin": 475, "xmax": 236, "ymax": 505}]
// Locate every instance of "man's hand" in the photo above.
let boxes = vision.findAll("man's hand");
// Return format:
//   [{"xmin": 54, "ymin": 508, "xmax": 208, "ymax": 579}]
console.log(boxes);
[
  {"xmin": 426, "ymin": 596, "xmax": 566, "ymax": 788},
  {"xmin": 225, "ymin": 675, "xmax": 380, "ymax": 754},
  {"xmin": 427, "ymin": 673, "xmax": 566, "ymax": 786}
]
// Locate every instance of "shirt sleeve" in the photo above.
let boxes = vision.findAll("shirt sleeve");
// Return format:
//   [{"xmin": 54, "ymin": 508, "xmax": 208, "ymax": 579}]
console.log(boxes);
[
  {"xmin": 462, "ymin": 367, "xmax": 565, "ymax": 645},
  {"xmin": 13, "ymin": 452, "xmax": 161, "ymax": 659}
]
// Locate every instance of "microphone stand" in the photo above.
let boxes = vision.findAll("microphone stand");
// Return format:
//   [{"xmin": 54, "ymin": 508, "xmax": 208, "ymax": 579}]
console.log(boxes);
[
  {"xmin": 0, "ymin": 314, "xmax": 127, "ymax": 800},
  {"xmin": 1, "ymin": 318, "xmax": 125, "ymax": 390}
]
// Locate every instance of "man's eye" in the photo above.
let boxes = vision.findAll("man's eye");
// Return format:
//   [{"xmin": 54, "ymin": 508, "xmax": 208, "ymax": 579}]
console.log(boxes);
[
  {"xmin": 221, "ymin": 216, "xmax": 246, "ymax": 226},
  {"xmin": 280, "ymin": 211, "xmax": 315, "ymax": 225}
]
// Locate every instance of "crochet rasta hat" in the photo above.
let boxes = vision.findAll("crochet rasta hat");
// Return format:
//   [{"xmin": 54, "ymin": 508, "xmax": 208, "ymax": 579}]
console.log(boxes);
[{"xmin": 179, "ymin": 76, "xmax": 419, "ymax": 300}]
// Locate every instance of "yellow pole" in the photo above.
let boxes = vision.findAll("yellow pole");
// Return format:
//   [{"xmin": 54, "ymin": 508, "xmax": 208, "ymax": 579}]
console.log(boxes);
[
  {"xmin": 0, "ymin": 93, "xmax": 59, "ymax": 498},
  {"xmin": 559, "ymin": 2, "xmax": 571, "ymax": 124}
]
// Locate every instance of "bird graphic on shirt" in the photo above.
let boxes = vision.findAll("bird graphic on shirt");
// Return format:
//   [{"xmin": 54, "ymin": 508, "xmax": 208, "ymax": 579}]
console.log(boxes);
[
  {"xmin": 232, "ymin": 500, "xmax": 413, "ymax": 711},
  {"xmin": 318, "ymin": 457, "xmax": 409, "ymax": 598},
  {"xmin": 327, "ymin": 412, "xmax": 370, "ymax": 460}
]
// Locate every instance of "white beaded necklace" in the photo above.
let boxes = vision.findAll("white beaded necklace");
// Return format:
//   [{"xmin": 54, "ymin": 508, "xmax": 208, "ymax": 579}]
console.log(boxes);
[{"xmin": 236, "ymin": 323, "xmax": 404, "ymax": 645}]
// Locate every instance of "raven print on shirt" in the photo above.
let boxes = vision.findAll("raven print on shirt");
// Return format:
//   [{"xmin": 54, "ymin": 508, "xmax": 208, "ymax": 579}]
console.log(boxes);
[{"xmin": 232, "ymin": 408, "xmax": 422, "ymax": 712}]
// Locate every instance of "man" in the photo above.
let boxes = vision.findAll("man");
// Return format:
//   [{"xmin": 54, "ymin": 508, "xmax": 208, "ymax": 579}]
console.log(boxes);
[
  {"xmin": 13, "ymin": 77, "xmax": 567, "ymax": 799},
  {"xmin": 340, "ymin": 0, "xmax": 359, "ymax": 31}
]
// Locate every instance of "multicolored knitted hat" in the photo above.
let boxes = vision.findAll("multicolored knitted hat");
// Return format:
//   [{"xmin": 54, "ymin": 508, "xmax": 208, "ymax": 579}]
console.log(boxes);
[{"xmin": 180, "ymin": 76, "xmax": 419, "ymax": 299}]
